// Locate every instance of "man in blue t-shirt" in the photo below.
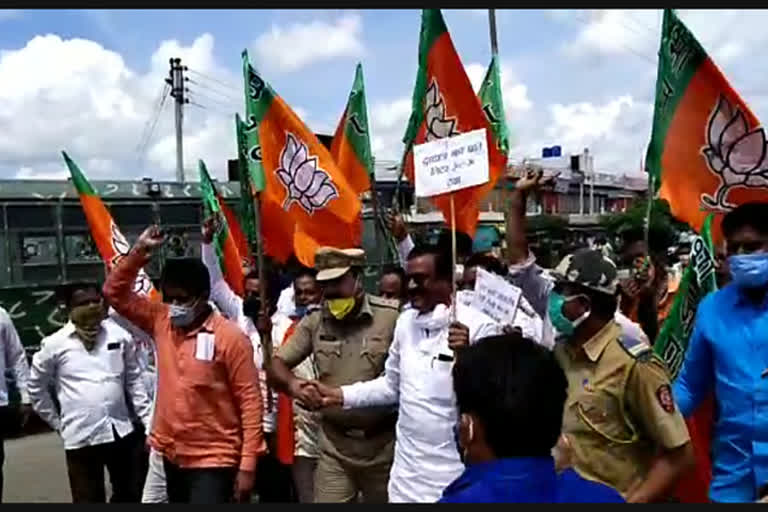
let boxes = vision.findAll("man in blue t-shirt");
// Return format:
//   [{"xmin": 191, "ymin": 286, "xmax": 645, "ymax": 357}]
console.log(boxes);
[{"xmin": 439, "ymin": 333, "xmax": 623, "ymax": 503}]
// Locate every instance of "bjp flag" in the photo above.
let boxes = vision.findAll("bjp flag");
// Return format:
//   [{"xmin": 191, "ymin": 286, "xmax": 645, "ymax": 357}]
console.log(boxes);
[
  {"xmin": 62, "ymin": 151, "xmax": 157, "ymax": 300},
  {"xmin": 242, "ymin": 50, "xmax": 362, "ymax": 267},
  {"xmin": 646, "ymin": 9, "xmax": 768, "ymax": 242},
  {"xmin": 199, "ymin": 160, "xmax": 246, "ymax": 297},
  {"xmin": 401, "ymin": 9, "xmax": 508, "ymax": 238}
]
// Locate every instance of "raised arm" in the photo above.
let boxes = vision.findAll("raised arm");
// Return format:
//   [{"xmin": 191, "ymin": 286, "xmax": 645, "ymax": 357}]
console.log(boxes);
[
  {"xmin": 1, "ymin": 309, "xmax": 30, "ymax": 404},
  {"xmin": 103, "ymin": 226, "xmax": 167, "ymax": 336},
  {"xmin": 201, "ymin": 216, "xmax": 243, "ymax": 320},
  {"xmin": 504, "ymin": 169, "xmax": 556, "ymax": 318}
]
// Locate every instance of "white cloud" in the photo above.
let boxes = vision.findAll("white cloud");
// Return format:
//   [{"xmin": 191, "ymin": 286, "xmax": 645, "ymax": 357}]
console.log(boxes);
[
  {"xmin": 253, "ymin": 14, "xmax": 364, "ymax": 73},
  {"xmin": 563, "ymin": 9, "xmax": 659, "ymax": 59},
  {"xmin": 0, "ymin": 33, "xmax": 237, "ymax": 181}
]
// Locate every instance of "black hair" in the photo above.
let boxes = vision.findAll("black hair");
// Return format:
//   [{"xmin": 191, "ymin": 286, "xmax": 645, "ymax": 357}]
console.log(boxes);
[
  {"xmin": 465, "ymin": 253, "xmax": 507, "ymax": 277},
  {"xmin": 380, "ymin": 265, "xmax": 406, "ymax": 283},
  {"xmin": 585, "ymin": 288, "xmax": 618, "ymax": 319},
  {"xmin": 620, "ymin": 226, "xmax": 669, "ymax": 258},
  {"xmin": 294, "ymin": 266, "xmax": 317, "ymax": 282},
  {"xmin": 722, "ymin": 202, "xmax": 768, "ymax": 238},
  {"xmin": 407, "ymin": 243, "xmax": 453, "ymax": 282},
  {"xmin": 452, "ymin": 334, "xmax": 568, "ymax": 458},
  {"xmin": 437, "ymin": 229, "xmax": 473, "ymax": 259},
  {"xmin": 160, "ymin": 258, "xmax": 211, "ymax": 298},
  {"xmin": 58, "ymin": 281, "xmax": 102, "ymax": 308}
]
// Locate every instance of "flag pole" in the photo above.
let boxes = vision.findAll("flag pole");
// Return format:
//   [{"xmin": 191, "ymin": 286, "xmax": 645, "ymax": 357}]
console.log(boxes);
[
  {"xmin": 252, "ymin": 190, "xmax": 273, "ymax": 413},
  {"xmin": 488, "ymin": 9, "xmax": 499, "ymax": 55},
  {"xmin": 450, "ymin": 193, "xmax": 457, "ymax": 323},
  {"xmin": 369, "ymin": 157, "xmax": 386, "ymax": 268}
]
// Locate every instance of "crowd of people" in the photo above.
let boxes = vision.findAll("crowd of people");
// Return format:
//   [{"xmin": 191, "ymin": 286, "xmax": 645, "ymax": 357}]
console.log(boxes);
[{"xmin": 0, "ymin": 170, "xmax": 766, "ymax": 503}]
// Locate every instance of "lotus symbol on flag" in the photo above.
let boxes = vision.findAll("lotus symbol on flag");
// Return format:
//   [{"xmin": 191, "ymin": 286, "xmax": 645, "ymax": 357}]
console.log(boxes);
[
  {"xmin": 276, "ymin": 133, "xmax": 339, "ymax": 214},
  {"xmin": 701, "ymin": 95, "xmax": 768, "ymax": 211},
  {"xmin": 425, "ymin": 79, "xmax": 459, "ymax": 142},
  {"xmin": 110, "ymin": 221, "xmax": 152, "ymax": 295}
]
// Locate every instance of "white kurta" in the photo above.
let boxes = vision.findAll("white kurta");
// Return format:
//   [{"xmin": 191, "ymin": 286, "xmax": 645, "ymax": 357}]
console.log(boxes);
[{"xmin": 341, "ymin": 302, "xmax": 501, "ymax": 503}]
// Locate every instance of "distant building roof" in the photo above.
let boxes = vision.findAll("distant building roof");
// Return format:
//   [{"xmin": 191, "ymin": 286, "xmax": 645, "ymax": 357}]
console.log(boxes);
[{"xmin": 0, "ymin": 179, "xmax": 242, "ymax": 201}]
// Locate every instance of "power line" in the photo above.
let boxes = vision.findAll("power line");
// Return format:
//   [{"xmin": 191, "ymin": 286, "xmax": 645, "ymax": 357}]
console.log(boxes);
[
  {"xmin": 185, "ymin": 89, "xmax": 240, "ymax": 113},
  {"xmin": 136, "ymin": 82, "xmax": 171, "ymax": 169},
  {"xmin": 187, "ymin": 68, "xmax": 239, "ymax": 92},
  {"xmin": 570, "ymin": 12, "xmax": 658, "ymax": 65},
  {"xmin": 187, "ymin": 78, "xmax": 241, "ymax": 104}
]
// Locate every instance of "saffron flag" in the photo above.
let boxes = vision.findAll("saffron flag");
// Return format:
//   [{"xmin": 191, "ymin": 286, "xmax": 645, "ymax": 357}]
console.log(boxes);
[
  {"xmin": 275, "ymin": 320, "xmax": 299, "ymax": 466},
  {"xmin": 199, "ymin": 160, "xmax": 246, "ymax": 297},
  {"xmin": 401, "ymin": 9, "xmax": 507, "ymax": 237},
  {"xmin": 331, "ymin": 63, "xmax": 374, "ymax": 195},
  {"xmin": 219, "ymin": 198, "xmax": 252, "ymax": 269},
  {"xmin": 62, "ymin": 151, "xmax": 157, "ymax": 299},
  {"xmin": 646, "ymin": 9, "xmax": 768, "ymax": 240},
  {"xmin": 242, "ymin": 50, "xmax": 362, "ymax": 267},
  {"xmin": 654, "ymin": 213, "xmax": 717, "ymax": 503}
]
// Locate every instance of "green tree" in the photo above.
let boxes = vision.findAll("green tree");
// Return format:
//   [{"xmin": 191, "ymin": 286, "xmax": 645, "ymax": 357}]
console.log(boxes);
[{"xmin": 600, "ymin": 198, "xmax": 688, "ymax": 251}]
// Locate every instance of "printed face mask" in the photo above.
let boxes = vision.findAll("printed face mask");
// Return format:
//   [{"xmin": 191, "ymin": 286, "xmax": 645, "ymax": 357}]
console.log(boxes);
[{"xmin": 169, "ymin": 300, "xmax": 199, "ymax": 328}]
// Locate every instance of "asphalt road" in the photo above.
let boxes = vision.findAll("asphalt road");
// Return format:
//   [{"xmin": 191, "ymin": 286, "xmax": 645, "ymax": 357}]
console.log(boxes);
[{"xmin": 3, "ymin": 432, "xmax": 73, "ymax": 503}]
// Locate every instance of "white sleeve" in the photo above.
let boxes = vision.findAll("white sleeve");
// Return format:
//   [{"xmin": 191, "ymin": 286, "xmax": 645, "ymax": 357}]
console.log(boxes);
[
  {"xmin": 472, "ymin": 321, "xmax": 504, "ymax": 344},
  {"xmin": 1, "ymin": 311, "xmax": 30, "ymax": 404},
  {"xmin": 122, "ymin": 334, "xmax": 153, "ymax": 431},
  {"xmin": 28, "ymin": 340, "xmax": 61, "ymax": 431},
  {"xmin": 341, "ymin": 320, "xmax": 402, "ymax": 409},
  {"xmin": 397, "ymin": 235, "xmax": 415, "ymax": 267},
  {"xmin": 201, "ymin": 242, "xmax": 244, "ymax": 320}
]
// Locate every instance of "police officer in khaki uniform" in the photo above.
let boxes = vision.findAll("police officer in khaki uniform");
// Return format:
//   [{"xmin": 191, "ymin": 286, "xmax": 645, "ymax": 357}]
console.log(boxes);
[
  {"xmin": 547, "ymin": 249, "xmax": 694, "ymax": 503},
  {"xmin": 268, "ymin": 247, "xmax": 399, "ymax": 503}
]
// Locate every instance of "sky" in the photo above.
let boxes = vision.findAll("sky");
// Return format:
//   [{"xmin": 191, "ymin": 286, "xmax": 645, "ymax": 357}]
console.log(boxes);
[{"xmin": 0, "ymin": 8, "xmax": 766, "ymax": 182}]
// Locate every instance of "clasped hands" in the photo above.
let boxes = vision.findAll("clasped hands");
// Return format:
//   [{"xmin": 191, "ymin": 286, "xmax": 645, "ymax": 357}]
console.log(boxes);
[{"xmin": 288, "ymin": 379, "xmax": 343, "ymax": 410}]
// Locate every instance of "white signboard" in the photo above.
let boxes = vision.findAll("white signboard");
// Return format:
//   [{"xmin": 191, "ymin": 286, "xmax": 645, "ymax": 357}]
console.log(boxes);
[
  {"xmin": 413, "ymin": 128, "xmax": 490, "ymax": 198},
  {"xmin": 470, "ymin": 267, "xmax": 522, "ymax": 325}
]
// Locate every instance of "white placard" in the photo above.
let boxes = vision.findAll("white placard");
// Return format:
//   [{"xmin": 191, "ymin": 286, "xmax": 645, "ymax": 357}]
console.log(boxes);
[
  {"xmin": 413, "ymin": 128, "xmax": 490, "ymax": 198},
  {"xmin": 470, "ymin": 267, "xmax": 522, "ymax": 325}
]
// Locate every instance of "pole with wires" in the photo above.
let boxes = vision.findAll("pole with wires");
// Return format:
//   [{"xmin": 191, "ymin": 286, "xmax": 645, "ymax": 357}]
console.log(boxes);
[{"xmin": 167, "ymin": 58, "xmax": 188, "ymax": 182}]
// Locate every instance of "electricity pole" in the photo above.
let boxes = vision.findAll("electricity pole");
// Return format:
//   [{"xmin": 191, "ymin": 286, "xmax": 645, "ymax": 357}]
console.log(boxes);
[{"xmin": 166, "ymin": 58, "xmax": 188, "ymax": 182}]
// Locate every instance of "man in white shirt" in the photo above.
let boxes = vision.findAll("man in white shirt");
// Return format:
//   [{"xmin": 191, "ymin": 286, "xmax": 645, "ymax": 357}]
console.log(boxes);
[
  {"xmin": 314, "ymin": 243, "xmax": 501, "ymax": 502},
  {"xmin": 271, "ymin": 268, "xmax": 322, "ymax": 503},
  {"xmin": 0, "ymin": 306, "xmax": 31, "ymax": 502},
  {"xmin": 200, "ymin": 219, "xmax": 292, "ymax": 502},
  {"xmin": 28, "ymin": 282, "xmax": 151, "ymax": 503}
]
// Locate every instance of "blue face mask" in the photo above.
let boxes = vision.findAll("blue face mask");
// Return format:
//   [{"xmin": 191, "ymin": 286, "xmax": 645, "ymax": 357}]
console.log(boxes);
[
  {"xmin": 293, "ymin": 305, "xmax": 309, "ymax": 319},
  {"xmin": 547, "ymin": 291, "xmax": 590, "ymax": 339},
  {"xmin": 729, "ymin": 252, "xmax": 768, "ymax": 289}
]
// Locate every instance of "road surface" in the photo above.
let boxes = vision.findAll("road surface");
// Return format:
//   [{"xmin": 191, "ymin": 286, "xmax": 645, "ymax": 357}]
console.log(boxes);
[{"xmin": 4, "ymin": 432, "xmax": 73, "ymax": 503}]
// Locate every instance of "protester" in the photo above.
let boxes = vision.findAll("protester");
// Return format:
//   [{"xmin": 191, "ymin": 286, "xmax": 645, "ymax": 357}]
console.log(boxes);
[
  {"xmin": 504, "ymin": 169, "xmax": 649, "ymax": 349},
  {"xmin": 504, "ymin": 171, "xmax": 694, "ymax": 501},
  {"xmin": 268, "ymin": 247, "xmax": 400, "ymax": 503},
  {"xmin": 460, "ymin": 253, "xmax": 545, "ymax": 347},
  {"xmin": 714, "ymin": 241, "xmax": 730, "ymax": 288},
  {"xmin": 199, "ymin": 217, "xmax": 292, "ymax": 502},
  {"xmin": 673, "ymin": 202, "xmax": 768, "ymax": 503},
  {"xmin": 28, "ymin": 282, "xmax": 151, "ymax": 503},
  {"xmin": 0, "ymin": 306, "xmax": 30, "ymax": 502},
  {"xmin": 103, "ymin": 226, "xmax": 265, "ymax": 504},
  {"xmin": 271, "ymin": 267, "xmax": 322, "ymax": 503},
  {"xmin": 312, "ymin": 244, "xmax": 501, "ymax": 503},
  {"xmin": 378, "ymin": 265, "xmax": 407, "ymax": 304},
  {"xmin": 617, "ymin": 227, "xmax": 678, "ymax": 341},
  {"xmin": 385, "ymin": 211, "xmax": 416, "ymax": 267},
  {"xmin": 439, "ymin": 333, "xmax": 624, "ymax": 503}
]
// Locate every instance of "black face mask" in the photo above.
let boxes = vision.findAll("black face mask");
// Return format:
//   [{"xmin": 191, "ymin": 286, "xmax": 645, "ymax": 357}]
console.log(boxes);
[{"xmin": 243, "ymin": 296, "xmax": 261, "ymax": 320}]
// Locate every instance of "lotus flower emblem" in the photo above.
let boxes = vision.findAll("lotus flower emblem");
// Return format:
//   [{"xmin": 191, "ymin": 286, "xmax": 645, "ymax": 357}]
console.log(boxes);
[
  {"xmin": 110, "ymin": 221, "xmax": 153, "ymax": 295},
  {"xmin": 276, "ymin": 133, "xmax": 338, "ymax": 214},
  {"xmin": 701, "ymin": 95, "xmax": 768, "ymax": 211},
  {"xmin": 425, "ymin": 78, "xmax": 459, "ymax": 142}
]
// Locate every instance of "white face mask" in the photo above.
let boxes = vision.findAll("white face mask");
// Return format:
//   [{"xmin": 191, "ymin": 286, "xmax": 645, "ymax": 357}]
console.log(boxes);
[{"xmin": 169, "ymin": 301, "xmax": 199, "ymax": 328}]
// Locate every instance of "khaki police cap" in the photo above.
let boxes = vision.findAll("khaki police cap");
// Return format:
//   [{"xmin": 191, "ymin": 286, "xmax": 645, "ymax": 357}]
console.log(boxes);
[{"xmin": 315, "ymin": 247, "xmax": 366, "ymax": 281}]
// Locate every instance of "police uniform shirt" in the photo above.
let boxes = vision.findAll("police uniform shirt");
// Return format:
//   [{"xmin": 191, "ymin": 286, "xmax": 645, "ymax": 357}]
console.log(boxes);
[
  {"xmin": 554, "ymin": 321, "xmax": 690, "ymax": 496},
  {"xmin": 276, "ymin": 293, "xmax": 400, "ymax": 431}
]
